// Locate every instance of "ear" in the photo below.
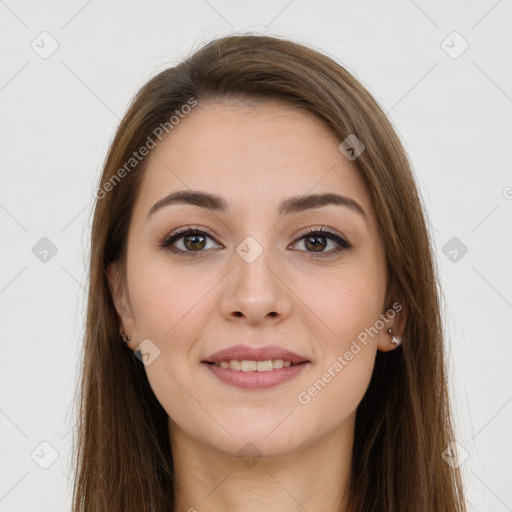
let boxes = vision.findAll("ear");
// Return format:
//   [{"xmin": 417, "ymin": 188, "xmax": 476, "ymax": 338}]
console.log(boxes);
[
  {"xmin": 107, "ymin": 261, "xmax": 137, "ymax": 348},
  {"xmin": 377, "ymin": 300, "xmax": 407, "ymax": 353}
]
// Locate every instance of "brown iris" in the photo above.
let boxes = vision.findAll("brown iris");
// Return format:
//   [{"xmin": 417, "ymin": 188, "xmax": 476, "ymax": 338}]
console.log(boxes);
[
  {"xmin": 304, "ymin": 235, "xmax": 327, "ymax": 252},
  {"xmin": 183, "ymin": 233, "xmax": 207, "ymax": 251}
]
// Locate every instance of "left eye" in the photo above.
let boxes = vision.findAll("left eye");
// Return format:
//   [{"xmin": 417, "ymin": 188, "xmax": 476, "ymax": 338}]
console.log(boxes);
[
  {"xmin": 290, "ymin": 228, "xmax": 351, "ymax": 256},
  {"xmin": 160, "ymin": 227, "xmax": 351, "ymax": 256}
]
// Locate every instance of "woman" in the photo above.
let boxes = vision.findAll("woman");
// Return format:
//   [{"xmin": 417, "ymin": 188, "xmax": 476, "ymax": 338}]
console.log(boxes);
[{"xmin": 72, "ymin": 34, "xmax": 467, "ymax": 511}]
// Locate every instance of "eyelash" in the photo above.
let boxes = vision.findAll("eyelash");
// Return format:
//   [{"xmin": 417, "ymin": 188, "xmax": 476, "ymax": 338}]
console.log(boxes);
[{"xmin": 159, "ymin": 225, "xmax": 351, "ymax": 258}]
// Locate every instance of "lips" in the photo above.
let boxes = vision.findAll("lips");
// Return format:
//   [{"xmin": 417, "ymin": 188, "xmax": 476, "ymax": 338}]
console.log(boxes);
[{"xmin": 203, "ymin": 344, "xmax": 309, "ymax": 365}]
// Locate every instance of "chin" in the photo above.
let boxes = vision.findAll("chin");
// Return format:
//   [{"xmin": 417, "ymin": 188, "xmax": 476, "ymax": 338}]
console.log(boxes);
[{"xmin": 200, "ymin": 423, "xmax": 312, "ymax": 460}]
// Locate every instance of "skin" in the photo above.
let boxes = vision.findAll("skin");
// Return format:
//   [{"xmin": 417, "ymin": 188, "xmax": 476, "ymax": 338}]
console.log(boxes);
[{"xmin": 108, "ymin": 99, "xmax": 405, "ymax": 512}]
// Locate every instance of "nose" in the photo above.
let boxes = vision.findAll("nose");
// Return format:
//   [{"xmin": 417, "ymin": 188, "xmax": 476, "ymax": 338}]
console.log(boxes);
[{"xmin": 219, "ymin": 246, "xmax": 292, "ymax": 326}]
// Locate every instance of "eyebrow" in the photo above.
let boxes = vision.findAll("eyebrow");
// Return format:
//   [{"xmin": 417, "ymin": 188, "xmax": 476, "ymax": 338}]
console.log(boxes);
[{"xmin": 146, "ymin": 190, "xmax": 367, "ymax": 221}]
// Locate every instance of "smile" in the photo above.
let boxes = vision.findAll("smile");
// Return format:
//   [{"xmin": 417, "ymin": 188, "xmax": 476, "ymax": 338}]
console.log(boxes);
[
  {"xmin": 209, "ymin": 359, "xmax": 296, "ymax": 371},
  {"xmin": 203, "ymin": 360, "xmax": 310, "ymax": 390}
]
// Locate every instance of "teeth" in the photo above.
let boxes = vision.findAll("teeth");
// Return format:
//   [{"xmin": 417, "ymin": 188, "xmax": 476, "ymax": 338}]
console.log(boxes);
[
  {"xmin": 213, "ymin": 359, "xmax": 295, "ymax": 371},
  {"xmin": 230, "ymin": 360, "xmax": 242, "ymax": 371}
]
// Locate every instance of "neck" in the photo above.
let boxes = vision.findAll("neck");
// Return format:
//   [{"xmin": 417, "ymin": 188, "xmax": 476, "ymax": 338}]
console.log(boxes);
[{"xmin": 169, "ymin": 413, "xmax": 355, "ymax": 512}]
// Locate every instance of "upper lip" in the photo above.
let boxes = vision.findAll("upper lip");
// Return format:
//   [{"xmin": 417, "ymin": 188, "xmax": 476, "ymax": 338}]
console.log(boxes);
[{"xmin": 203, "ymin": 344, "xmax": 309, "ymax": 364}]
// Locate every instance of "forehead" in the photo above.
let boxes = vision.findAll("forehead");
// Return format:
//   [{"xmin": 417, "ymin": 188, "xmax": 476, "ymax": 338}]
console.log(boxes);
[{"xmin": 134, "ymin": 99, "xmax": 376, "ymax": 224}]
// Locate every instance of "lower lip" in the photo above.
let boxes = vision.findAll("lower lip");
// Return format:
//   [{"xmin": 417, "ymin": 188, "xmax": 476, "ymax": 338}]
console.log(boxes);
[{"xmin": 203, "ymin": 362, "xmax": 310, "ymax": 390}]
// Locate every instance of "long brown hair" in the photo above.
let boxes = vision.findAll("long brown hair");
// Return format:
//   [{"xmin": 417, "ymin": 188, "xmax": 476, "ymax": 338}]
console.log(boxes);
[{"xmin": 72, "ymin": 33, "xmax": 467, "ymax": 511}]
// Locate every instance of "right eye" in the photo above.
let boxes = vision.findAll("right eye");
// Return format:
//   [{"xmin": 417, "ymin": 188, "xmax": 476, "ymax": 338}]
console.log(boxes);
[{"xmin": 160, "ymin": 227, "xmax": 222, "ymax": 256}]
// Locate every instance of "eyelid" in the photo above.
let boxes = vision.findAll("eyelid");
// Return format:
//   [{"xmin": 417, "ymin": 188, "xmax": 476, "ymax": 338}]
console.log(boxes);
[
  {"xmin": 292, "ymin": 225, "xmax": 350, "ymax": 245},
  {"xmin": 160, "ymin": 225, "xmax": 222, "ymax": 249}
]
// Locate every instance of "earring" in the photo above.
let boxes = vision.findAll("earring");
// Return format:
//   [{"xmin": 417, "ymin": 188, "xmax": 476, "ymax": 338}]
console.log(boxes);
[
  {"xmin": 121, "ymin": 331, "xmax": 131, "ymax": 343},
  {"xmin": 386, "ymin": 328, "xmax": 401, "ymax": 346}
]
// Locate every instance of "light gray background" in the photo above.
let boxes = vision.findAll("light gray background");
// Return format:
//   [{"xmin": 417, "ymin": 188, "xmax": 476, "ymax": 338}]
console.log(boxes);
[{"xmin": 1, "ymin": 1, "xmax": 511, "ymax": 510}]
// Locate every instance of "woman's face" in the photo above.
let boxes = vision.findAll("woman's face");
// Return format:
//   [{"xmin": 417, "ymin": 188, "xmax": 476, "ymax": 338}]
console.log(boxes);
[{"xmin": 109, "ymin": 99, "xmax": 399, "ymax": 458}]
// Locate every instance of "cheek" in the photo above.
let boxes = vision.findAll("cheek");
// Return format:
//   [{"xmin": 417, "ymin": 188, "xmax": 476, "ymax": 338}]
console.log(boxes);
[
  {"xmin": 296, "ymin": 342, "xmax": 376, "ymax": 442},
  {"xmin": 128, "ymin": 251, "xmax": 211, "ymax": 337},
  {"xmin": 296, "ymin": 281, "xmax": 381, "ymax": 426},
  {"xmin": 128, "ymin": 258, "xmax": 212, "ymax": 422},
  {"xmin": 297, "ymin": 262, "xmax": 384, "ymax": 419},
  {"xmin": 299, "ymin": 264, "xmax": 385, "ymax": 347}
]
